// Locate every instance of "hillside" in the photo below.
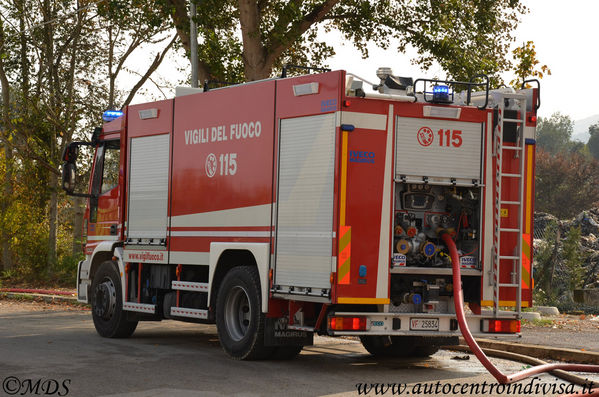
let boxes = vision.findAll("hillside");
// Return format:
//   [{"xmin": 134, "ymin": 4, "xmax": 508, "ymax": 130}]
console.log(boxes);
[{"xmin": 572, "ymin": 114, "xmax": 599, "ymax": 142}]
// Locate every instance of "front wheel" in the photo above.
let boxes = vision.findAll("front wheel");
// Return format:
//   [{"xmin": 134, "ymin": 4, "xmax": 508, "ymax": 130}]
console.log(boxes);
[
  {"xmin": 216, "ymin": 266, "xmax": 273, "ymax": 360},
  {"xmin": 91, "ymin": 261, "xmax": 138, "ymax": 338}
]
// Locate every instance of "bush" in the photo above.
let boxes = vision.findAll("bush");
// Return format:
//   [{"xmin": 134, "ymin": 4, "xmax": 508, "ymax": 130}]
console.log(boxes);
[{"xmin": 535, "ymin": 149, "xmax": 599, "ymax": 219}]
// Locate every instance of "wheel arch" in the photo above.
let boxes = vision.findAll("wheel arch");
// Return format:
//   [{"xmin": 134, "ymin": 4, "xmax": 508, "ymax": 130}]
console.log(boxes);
[
  {"xmin": 209, "ymin": 243, "xmax": 270, "ymax": 313},
  {"xmin": 83, "ymin": 242, "xmax": 125, "ymax": 303}
]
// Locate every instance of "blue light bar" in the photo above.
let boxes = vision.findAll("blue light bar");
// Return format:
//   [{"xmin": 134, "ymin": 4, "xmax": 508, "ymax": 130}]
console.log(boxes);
[
  {"xmin": 433, "ymin": 85, "xmax": 449, "ymax": 94},
  {"xmin": 103, "ymin": 110, "xmax": 123, "ymax": 122},
  {"xmin": 432, "ymin": 85, "xmax": 451, "ymax": 103}
]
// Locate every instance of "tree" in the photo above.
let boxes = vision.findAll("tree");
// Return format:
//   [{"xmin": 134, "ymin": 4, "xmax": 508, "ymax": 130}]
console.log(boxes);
[
  {"xmin": 160, "ymin": 0, "xmax": 527, "ymax": 83},
  {"xmin": 0, "ymin": 0, "xmax": 176, "ymax": 278},
  {"xmin": 97, "ymin": 0, "xmax": 176, "ymax": 109},
  {"xmin": 535, "ymin": 148, "xmax": 599, "ymax": 219},
  {"xmin": 586, "ymin": 123, "xmax": 599, "ymax": 160},
  {"xmin": 536, "ymin": 112, "xmax": 574, "ymax": 154},
  {"xmin": 510, "ymin": 40, "xmax": 550, "ymax": 88},
  {"xmin": 562, "ymin": 226, "xmax": 585, "ymax": 294}
]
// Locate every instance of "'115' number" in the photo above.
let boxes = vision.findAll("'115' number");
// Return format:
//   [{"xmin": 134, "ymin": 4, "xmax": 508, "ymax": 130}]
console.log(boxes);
[
  {"xmin": 219, "ymin": 153, "xmax": 237, "ymax": 175},
  {"xmin": 438, "ymin": 129, "xmax": 462, "ymax": 147}
]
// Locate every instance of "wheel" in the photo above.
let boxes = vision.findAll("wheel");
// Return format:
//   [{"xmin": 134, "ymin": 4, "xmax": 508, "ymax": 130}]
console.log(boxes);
[
  {"xmin": 412, "ymin": 345, "xmax": 440, "ymax": 357},
  {"xmin": 361, "ymin": 335, "xmax": 446, "ymax": 358},
  {"xmin": 359, "ymin": 336, "xmax": 415, "ymax": 357},
  {"xmin": 271, "ymin": 345, "xmax": 303, "ymax": 360},
  {"xmin": 91, "ymin": 261, "xmax": 138, "ymax": 338},
  {"xmin": 216, "ymin": 266, "xmax": 273, "ymax": 360}
]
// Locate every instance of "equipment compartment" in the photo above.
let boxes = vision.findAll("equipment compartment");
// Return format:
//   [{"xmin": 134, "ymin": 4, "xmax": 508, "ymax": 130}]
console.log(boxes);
[{"xmin": 392, "ymin": 183, "xmax": 481, "ymax": 269}]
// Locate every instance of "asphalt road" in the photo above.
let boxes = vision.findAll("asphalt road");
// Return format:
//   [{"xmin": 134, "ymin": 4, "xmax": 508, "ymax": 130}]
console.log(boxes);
[{"xmin": 1, "ymin": 302, "xmax": 597, "ymax": 397}]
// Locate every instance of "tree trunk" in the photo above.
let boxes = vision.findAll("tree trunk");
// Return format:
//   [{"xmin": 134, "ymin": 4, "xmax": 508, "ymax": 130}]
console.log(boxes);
[
  {"xmin": 0, "ymin": 19, "xmax": 14, "ymax": 271},
  {"xmin": 1, "ymin": 145, "xmax": 13, "ymax": 271},
  {"xmin": 47, "ymin": 169, "xmax": 58, "ymax": 271}
]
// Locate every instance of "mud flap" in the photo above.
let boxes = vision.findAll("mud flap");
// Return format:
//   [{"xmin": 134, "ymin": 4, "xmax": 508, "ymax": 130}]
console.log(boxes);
[{"xmin": 264, "ymin": 318, "xmax": 314, "ymax": 347}]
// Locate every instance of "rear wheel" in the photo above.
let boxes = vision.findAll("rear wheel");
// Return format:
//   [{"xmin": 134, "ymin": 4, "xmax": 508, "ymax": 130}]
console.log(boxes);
[
  {"xmin": 271, "ymin": 345, "xmax": 303, "ymax": 360},
  {"xmin": 91, "ymin": 261, "xmax": 138, "ymax": 338},
  {"xmin": 216, "ymin": 266, "xmax": 273, "ymax": 360},
  {"xmin": 359, "ymin": 336, "xmax": 415, "ymax": 357},
  {"xmin": 413, "ymin": 345, "xmax": 440, "ymax": 357}
]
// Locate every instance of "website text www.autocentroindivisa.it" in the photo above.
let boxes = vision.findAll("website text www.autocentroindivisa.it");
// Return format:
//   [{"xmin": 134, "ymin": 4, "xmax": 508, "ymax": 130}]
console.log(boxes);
[{"xmin": 356, "ymin": 377, "xmax": 596, "ymax": 395}]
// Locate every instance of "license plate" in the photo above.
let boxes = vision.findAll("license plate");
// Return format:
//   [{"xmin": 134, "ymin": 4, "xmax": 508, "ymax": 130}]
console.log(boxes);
[{"xmin": 410, "ymin": 318, "xmax": 439, "ymax": 331}]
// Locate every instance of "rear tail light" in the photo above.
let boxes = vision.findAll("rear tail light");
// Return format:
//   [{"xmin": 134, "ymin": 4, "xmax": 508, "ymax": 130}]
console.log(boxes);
[
  {"xmin": 328, "ymin": 316, "xmax": 367, "ymax": 331},
  {"xmin": 481, "ymin": 319, "xmax": 520, "ymax": 333}
]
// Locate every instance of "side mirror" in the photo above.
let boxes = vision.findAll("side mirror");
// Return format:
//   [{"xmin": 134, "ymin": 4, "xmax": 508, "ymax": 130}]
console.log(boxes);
[
  {"xmin": 61, "ymin": 141, "xmax": 92, "ymax": 197},
  {"xmin": 62, "ymin": 143, "xmax": 78, "ymax": 162},
  {"xmin": 62, "ymin": 162, "xmax": 77, "ymax": 194}
]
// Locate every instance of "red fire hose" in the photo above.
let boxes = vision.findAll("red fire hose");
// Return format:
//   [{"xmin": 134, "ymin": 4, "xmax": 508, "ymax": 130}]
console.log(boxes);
[
  {"xmin": 440, "ymin": 232, "xmax": 599, "ymax": 384},
  {"xmin": 0, "ymin": 288, "xmax": 75, "ymax": 296}
]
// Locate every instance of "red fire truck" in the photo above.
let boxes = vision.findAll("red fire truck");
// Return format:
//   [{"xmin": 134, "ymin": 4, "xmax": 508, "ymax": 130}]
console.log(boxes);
[{"xmin": 62, "ymin": 67, "xmax": 539, "ymax": 360}]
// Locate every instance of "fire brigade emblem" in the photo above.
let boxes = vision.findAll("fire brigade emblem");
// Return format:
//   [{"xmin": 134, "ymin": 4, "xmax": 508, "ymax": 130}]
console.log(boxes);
[
  {"xmin": 205, "ymin": 153, "xmax": 217, "ymax": 177},
  {"xmin": 417, "ymin": 126, "xmax": 434, "ymax": 147}
]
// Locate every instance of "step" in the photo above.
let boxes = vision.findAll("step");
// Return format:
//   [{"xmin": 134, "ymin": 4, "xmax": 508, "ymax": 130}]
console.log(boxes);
[
  {"xmin": 498, "ymin": 255, "xmax": 520, "ymax": 260},
  {"xmin": 498, "ymin": 283, "xmax": 520, "ymax": 288},
  {"xmin": 123, "ymin": 302, "xmax": 156, "ymax": 314},
  {"xmin": 503, "ymin": 118, "xmax": 525, "ymax": 123},
  {"xmin": 171, "ymin": 281, "xmax": 209, "ymax": 292},
  {"xmin": 501, "ymin": 146, "xmax": 522, "ymax": 151},
  {"xmin": 499, "ymin": 173, "xmax": 522, "ymax": 178},
  {"xmin": 499, "ymin": 200, "xmax": 521, "ymax": 205},
  {"xmin": 170, "ymin": 307, "xmax": 208, "ymax": 320},
  {"xmin": 499, "ymin": 228, "xmax": 520, "ymax": 232},
  {"xmin": 287, "ymin": 324, "xmax": 315, "ymax": 332}
]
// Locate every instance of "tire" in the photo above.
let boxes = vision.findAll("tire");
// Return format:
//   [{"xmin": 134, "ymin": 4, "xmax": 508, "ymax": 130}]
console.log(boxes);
[
  {"xmin": 360, "ymin": 336, "xmax": 415, "ymax": 358},
  {"xmin": 91, "ymin": 261, "xmax": 138, "ymax": 338},
  {"xmin": 216, "ymin": 266, "xmax": 273, "ymax": 360},
  {"xmin": 271, "ymin": 345, "xmax": 303, "ymax": 360},
  {"xmin": 412, "ymin": 345, "xmax": 440, "ymax": 357}
]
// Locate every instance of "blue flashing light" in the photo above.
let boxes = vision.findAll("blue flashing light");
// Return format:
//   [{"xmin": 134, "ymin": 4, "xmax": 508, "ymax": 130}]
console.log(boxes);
[
  {"xmin": 432, "ymin": 84, "xmax": 451, "ymax": 103},
  {"xmin": 433, "ymin": 85, "xmax": 449, "ymax": 95},
  {"xmin": 103, "ymin": 110, "xmax": 124, "ymax": 122}
]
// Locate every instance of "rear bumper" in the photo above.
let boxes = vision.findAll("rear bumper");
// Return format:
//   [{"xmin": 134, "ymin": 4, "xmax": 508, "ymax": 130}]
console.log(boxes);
[{"xmin": 328, "ymin": 311, "xmax": 520, "ymax": 337}]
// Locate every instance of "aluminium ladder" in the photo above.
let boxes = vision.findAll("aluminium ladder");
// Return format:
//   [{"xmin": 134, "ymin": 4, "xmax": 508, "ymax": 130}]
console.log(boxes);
[{"xmin": 492, "ymin": 93, "xmax": 527, "ymax": 318}]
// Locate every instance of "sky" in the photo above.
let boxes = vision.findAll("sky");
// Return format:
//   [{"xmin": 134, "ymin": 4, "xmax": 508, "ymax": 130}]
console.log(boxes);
[
  {"xmin": 321, "ymin": 0, "xmax": 599, "ymax": 122},
  {"xmin": 129, "ymin": 0, "xmax": 599, "ymax": 123}
]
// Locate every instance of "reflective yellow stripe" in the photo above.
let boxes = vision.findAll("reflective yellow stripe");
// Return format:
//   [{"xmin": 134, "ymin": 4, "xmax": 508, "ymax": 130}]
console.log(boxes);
[
  {"xmin": 481, "ymin": 300, "xmax": 530, "ymax": 308},
  {"xmin": 521, "ymin": 234, "xmax": 531, "ymax": 288},
  {"xmin": 337, "ymin": 297, "xmax": 390, "ymax": 304},
  {"xmin": 338, "ymin": 226, "xmax": 351, "ymax": 284},
  {"xmin": 340, "ymin": 130, "xmax": 349, "ymax": 226},
  {"xmin": 525, "ymin": 145, "xmax": 533, "ymax": 234}
]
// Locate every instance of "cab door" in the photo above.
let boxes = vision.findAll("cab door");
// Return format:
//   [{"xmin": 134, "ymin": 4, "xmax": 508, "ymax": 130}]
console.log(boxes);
[{"xmin": 86, "ymin": 139, "xmax": 121, "ymax": 252}]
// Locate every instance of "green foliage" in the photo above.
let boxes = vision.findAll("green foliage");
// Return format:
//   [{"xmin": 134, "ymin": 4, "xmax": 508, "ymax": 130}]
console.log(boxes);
[
  {"xmin": 587, "ymin": 123, "xmax": 599, "ymax": 160},
  {"xmin": 510, "ymin": 41, "xmax": 550, "ymax": 87},
  {"xmin": 533, "ymin": 223, "xmax": 586, "ymax": 306},
  {"xmin": 161, "ymin": 0, "xmax": 527, "ymax": 82},
  {"xmin": 536, "ymin": 113, "xmax": 574, "ymax": 154},
  {"xmin": 535, "ymin": 148, "xmax": 599, "ymax": 219},
  {"xmin": 562, "ymin": 226, "xmax": 585, "ymax": 292},
  {"xmin": 533, "ymin": 220, "xmax": 559, "ymax": 304}
]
